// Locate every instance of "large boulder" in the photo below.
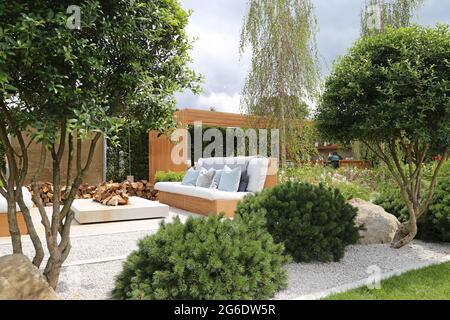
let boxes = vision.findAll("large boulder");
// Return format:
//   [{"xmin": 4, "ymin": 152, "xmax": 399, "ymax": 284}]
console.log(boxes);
[
  {"xmin": 349, "ymin": 198, "xmax": 401, "ymax": 245},
  {"xmin": 0, "ymin": 254, "xmax": 58, "ymax": 300}
]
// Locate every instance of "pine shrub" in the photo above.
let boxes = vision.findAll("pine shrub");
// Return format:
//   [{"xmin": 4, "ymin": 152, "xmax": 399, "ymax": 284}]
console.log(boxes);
[
  {"xmin": 236, "ymin": 182, "xmax": 361, "ymax": 262},
  {"xmin": 112, "ymin": 213, "xmax": 290, "ymax": 300}
]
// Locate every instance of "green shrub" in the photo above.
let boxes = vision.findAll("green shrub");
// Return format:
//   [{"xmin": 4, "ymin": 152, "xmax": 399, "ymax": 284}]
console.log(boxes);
[
  {"xmin": 236, "ymin": 182, "xmax": 361, "ymax": 262},
  {"xmin": 281, "ymin": 165, "xmax": 376, "ymax": 201},
  {"xmin": 373, "ymin": 186, "xmax": 409, "ymax": 222},
  {"xmin": 374, "ymin": 172, "xmax": 450, "ymax": 243},
  {"xmin": 112, "ymin": 213, "xmax": 290, "ymax": 300},
  {"xmin": 333, "ymin": 181, "xmax": 372, "ymax": 201},
  {"xmin": 154, "ymin": 170, "xmax": 185, "ymax": 183},
  {"xmin": 418, "ymin": 176, "xmax": 450, "ymax": 243}
]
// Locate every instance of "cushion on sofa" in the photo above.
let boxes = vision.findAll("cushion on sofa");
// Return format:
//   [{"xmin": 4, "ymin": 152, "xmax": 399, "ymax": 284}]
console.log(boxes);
[
  {"xmin": 247, "ymin": 157, "xmax": 269, "ymax": 192},
  {"xmin": 238, "ymin": 170, "xmax": 250, "ymax": 192},
  {"xmin": 218, "ymin": 167, "xmax": 241, "ymax": 192},
  {"xmin": 196, "ymin": 168, "xmax": 216, "ymax": 188},
  {"xmin": 181, "ymin": 168, "xmax": 200, "ymax": 186},
  {"xmin": 155, "ymin": 182, "xmax": 252, "ymax": 201},
  {"xmin": 210, "ymin": 166, "xmax": 228, "ymax": 189}
]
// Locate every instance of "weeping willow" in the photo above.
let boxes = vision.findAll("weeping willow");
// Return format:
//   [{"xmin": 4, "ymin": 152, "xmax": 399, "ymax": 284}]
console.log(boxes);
[
  {"xmin": 240, "ymin": 0, "xmax": 320, "ymax": 166},
  {"xmin": 361, "ymin": 0, "xmax": 425, "ymax": 36}
]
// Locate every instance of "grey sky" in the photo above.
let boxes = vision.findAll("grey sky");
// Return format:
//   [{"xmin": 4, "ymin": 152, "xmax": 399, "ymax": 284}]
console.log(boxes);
[{"xmin": 176, "ymin": 0, "xmax": 450, "ymax": 114}]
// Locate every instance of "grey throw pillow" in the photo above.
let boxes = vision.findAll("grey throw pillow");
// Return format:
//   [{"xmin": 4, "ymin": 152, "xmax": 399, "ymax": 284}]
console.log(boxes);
[{"xmin": 196, "ymin": 168, "xmax": 216, "ymax": 188}]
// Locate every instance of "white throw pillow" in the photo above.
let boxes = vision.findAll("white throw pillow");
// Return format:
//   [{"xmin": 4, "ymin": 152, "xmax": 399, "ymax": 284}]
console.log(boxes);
[{"xmin": 247, "ymin": 158, "xmax": 269, "ymax": 193}]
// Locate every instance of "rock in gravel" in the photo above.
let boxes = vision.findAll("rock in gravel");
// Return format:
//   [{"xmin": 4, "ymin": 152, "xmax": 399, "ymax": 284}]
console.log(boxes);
[
  {"xmin": 0, "ymin": 254, "xmax": 58, "ymax": 300},
  {"xmin": 349, "ymin": 198, "xmax": 400, "ymax": 245}
]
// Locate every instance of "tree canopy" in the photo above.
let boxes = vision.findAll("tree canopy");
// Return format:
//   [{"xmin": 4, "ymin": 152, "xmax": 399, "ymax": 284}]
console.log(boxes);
[
  {"xmin": 317, "ymin": 25, "xmax": 449, "ymax": 150},
  {"xmin": 0, "ymin": 0, "xmax": 200, "ymax": 142}
]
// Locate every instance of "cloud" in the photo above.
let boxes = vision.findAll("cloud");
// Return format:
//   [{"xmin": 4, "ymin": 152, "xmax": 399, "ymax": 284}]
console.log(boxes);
[
  {"xmin": 197, "ymin": 92, "xmax": 241, "ymax": 113},
  {"xmin": 186, "ymin": 24, "xmax": 250, "ymax": 96},
  {"xmin": 176, "ymin": 0, "xmax": 450, "ymax": 114}
]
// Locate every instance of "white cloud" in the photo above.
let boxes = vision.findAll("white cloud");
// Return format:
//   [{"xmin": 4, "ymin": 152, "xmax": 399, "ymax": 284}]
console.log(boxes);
[
  {"xmin": 197, "ymin": 92, "xmax": 241, "ymax": 114},
  {"xmin": 186, "ymin": 24, "xmax": 250, "ymax": 96},
  {"xmin": 176, "ymin": 0, "xmax": 249, "ymax": 114}
]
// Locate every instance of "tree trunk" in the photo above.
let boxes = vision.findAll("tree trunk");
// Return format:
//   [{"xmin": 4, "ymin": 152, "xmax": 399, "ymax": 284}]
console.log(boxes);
[
  {"xmin": 17, "ymin": 195, "xmax": 45, "ymax": 267},
  {"xmin": 40, "ymin": 132, "xmax": 101, "ymax": 289},
  {"xmin": 391, "ymin": 206, "xmax": 418, "ymax": 248},
  {"xmin": 7, "ymin": 197, "xmax": 22, "ymax": 253},
  {"xmin": 44, "ymin": 257, "xmax": 62, "ymax": 289}
]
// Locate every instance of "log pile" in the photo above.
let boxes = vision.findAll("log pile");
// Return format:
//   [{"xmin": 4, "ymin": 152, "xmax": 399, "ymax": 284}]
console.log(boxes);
[
  {"xmin": 93, "ymin": 182, "xmax": 129, "ymax": 206},
  {"xmin": 77, "ymin": 183, "xmax": 98, "ymax": 199},
  {"xmin": 28, "ymin": 180, "xmax": 157, "ymax": 207},
  {"xmin": 28, "ymin": 182, "xmax": 55, "ymax": 207},
  {"xmin": 121, "ymin": 180, "xmax": 158, "ymax": 200}
]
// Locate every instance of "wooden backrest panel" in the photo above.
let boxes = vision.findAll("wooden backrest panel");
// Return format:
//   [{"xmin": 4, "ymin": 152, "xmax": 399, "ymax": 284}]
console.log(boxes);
[{"xmin": 10, "ymin": 133, "xmax": 105, "ymax": 185}]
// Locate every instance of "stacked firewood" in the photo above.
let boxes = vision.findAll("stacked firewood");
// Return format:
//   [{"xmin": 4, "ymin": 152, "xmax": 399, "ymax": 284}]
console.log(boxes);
[
  {"xmin": 28, "ymin": 180, "xmax": 157, "ymax": 207},
  {"xmin": 121, "ymin": 180, "xmax": 158, "ymax": 199},
  {"xmin": 28, "ymin": 182, "xmax": 55, "ymax": 207},
  {"xmin": 77, "ymin": 183, "xmax": 98, "ymax": 199},
  {"xmin": 93, "ymin": 182, "xmax": 129, "ymax": 206}
]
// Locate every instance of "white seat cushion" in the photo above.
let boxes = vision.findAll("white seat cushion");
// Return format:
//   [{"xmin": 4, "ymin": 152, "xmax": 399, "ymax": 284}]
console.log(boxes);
[
  {"xmin": 0, "ymin": 187, "xmax": 34, "ymax": 212},
  {"xmin": 155, "ymin": 182, "xmax": 252, "ymax": 201}
]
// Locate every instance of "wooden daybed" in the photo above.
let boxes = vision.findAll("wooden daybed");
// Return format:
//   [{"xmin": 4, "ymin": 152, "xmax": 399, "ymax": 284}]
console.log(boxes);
[{"xmin": 155, "ymin": 157, "xmax": 278, "ymax": 217}]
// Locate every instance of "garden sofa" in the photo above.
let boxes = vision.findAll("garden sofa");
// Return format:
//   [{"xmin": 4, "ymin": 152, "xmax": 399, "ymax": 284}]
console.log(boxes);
[{"xmin": 155, "ymin": 156, "xmax": 278, "ymax": 217}]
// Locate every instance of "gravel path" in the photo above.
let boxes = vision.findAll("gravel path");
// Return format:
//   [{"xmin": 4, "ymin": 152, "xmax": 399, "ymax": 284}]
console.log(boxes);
[
  {"xmin": 0, "ymin": 230, "xmax": 157, "ymax": 265},
  {"xmin": 1, "ymin": 230, "xmax": 449, "ymax": 300}
]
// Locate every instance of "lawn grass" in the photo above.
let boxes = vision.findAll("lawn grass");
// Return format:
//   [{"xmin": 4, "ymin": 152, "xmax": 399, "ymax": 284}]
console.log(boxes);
[{"xmin": 325, "ymin": 261, "xmax": 450, "ymax": 300}]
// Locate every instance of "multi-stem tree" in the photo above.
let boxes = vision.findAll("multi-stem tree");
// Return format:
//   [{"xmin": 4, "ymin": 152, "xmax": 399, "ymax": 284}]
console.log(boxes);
[
  {"xmin": 0, "ymin": 0, "xmax": 200, "ymax": 288},
  {"xmin": 239, "ymin": 0, "xmax": 320, "ymax": 167},
  {"xmin": 316, "ymin": 25, "xmax": 449, "ymax": 248},
  {"xmin": 359, "ymin": 0, "xmax": 425, "ymax": 178}
]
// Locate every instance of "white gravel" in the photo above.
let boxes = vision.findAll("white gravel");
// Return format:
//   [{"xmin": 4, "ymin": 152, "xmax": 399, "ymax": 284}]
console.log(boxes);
[
  {"xmin": 1, "ymin": 230, "xmax": 449, "ymax": 300},
  {"xmin": 274, "ymin": 241, "xmax": 450, "ymax": 299}
]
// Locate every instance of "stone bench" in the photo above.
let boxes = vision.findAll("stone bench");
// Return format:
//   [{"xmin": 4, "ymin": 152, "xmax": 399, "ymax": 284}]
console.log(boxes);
[{"xmin": 72, "ymin": 196, "xmax": 169, "ymax": 224}]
